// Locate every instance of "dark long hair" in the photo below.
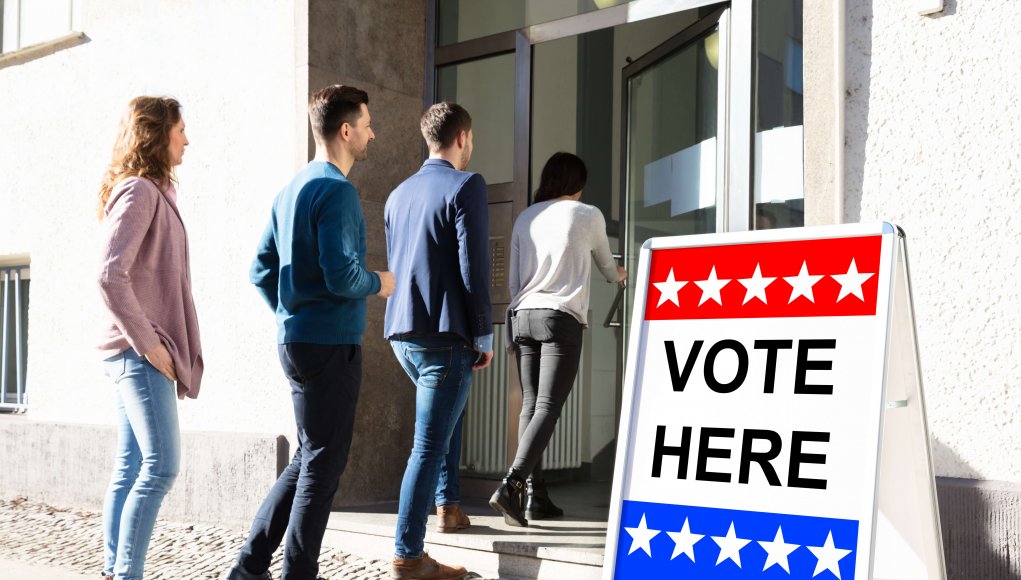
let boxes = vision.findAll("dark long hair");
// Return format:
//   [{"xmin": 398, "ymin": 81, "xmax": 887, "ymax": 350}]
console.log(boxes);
[{"xmin": 533, "ymin": 152, "xmax": 587, "ymax": 203}]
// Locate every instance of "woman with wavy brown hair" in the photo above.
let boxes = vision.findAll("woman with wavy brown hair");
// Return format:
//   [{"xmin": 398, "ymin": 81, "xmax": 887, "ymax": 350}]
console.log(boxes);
[{"xmin": 96, "ymin": 96, "xmax": 203, "ymax": 580}]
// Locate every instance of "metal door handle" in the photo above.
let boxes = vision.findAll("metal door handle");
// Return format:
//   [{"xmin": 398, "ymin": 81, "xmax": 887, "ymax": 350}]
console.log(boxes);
[{"xmin": 603, "ymin": 280, "xmax": 627, "ymax": 328}]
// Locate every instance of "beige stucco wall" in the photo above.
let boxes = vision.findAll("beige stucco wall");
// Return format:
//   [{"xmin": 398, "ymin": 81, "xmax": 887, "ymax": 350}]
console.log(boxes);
[
  {"xmin": 807, "ymin": 1, "xmax": 1020, "ymax": 483},
  {"xmin": 0, "ymin": 0, "xmax": 300, "ymax": 440}
]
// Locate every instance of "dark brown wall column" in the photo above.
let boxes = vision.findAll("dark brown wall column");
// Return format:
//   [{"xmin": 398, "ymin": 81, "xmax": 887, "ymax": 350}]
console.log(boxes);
[{"xmin": 302, "ymin": 0, "xmax": 427, "ymax": 506}]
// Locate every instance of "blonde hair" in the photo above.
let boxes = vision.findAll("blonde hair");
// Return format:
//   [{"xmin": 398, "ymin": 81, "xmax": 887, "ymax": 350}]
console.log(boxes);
[{"xmin": 97, "ymin": 96, "xmax": 181, "ymax": 220}]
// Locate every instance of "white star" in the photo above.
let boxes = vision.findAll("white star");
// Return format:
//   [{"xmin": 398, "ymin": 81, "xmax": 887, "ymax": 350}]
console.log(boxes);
[
  {"xmin": 694, "ymin": 266, "xmax": 731, "ymax": 306},
  {"xmin": 624, "ymin": 513, "xmax": 661, "ymax": 557},
  {"xmin": 666, "ymin": 517, "xmax": 704, "ymax": 562},
  {"xmin": 784, "ymin": 261, "xmax": 825, "ymax": 304},
  {"xmin": 711, "ymin": 522, "xmax": 751, "ymax": 567},
  {"xmin": 806, "ymin": 531, "xmax": 853, "ymax": 579},
  {"xmin": 831, "ymin": 258, "xmax": 874, "ymax": 302},
  {"xmin": 758, "ymin": 526, "xmax": 800, "ymax": 573},
  {"xmin": 653, "ymin": 268, "xmax": 687, "ymax": 308},
  {"xmin": 736, "ymin": 263, "xmax": 776, "ymax": 305}
]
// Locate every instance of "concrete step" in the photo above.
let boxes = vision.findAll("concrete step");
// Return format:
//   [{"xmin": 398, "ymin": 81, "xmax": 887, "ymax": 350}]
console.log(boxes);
[{"xmin": 323, "ymin": 503, "xmax": 608, "ymax": 580}]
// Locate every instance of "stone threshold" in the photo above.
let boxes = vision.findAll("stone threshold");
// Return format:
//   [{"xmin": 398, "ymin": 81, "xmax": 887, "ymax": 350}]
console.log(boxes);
[{"xmin": 323, "ymin": 500, "xmax": 608, "ymax": 580}]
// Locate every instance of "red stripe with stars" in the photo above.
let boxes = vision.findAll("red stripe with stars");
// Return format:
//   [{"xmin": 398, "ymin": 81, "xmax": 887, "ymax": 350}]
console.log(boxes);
[{"xmin": 644, "ymin": 236, "xmax": 882, "ymax": 320}]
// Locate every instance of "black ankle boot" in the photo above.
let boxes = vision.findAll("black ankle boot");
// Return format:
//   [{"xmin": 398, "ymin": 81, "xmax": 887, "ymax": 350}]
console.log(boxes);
[
  {"xmin": 525, "ymin": 477, "xmax": 564, "ymax": 520},
  {"xmin": 489, "ymin": 469, "xmax": 528, "ymax": 527}
]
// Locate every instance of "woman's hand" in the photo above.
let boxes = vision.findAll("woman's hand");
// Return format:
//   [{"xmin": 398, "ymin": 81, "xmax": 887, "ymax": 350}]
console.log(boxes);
[
  {"xmin": 616, "ymin": 265, "xmax": 628, "ymax": 285},
  {"xmin": 144, "ymin": 344, "xmax": 178, "ymax": 382}
]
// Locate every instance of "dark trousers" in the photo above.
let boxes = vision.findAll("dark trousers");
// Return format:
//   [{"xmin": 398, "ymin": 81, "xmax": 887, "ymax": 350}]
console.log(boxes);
[
  {"xmin": 510, "ymin": 309, "xmax": 583, "ymax": 478},
  {"xmin": 237, "ymin": 343, "xmax": 362, "ymax": 580}
]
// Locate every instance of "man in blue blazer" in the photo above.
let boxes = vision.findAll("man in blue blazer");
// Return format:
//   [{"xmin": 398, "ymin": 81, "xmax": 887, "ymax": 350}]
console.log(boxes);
[{"xmin": 384, "ymin": 102, "xmax": 492, "ymax": 580}]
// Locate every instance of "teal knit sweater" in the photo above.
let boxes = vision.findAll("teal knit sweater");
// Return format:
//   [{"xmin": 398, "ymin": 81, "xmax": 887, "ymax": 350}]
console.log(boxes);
[{"xmin": 251, "ymin": 162, "xmax": 381, "ymax": 345}]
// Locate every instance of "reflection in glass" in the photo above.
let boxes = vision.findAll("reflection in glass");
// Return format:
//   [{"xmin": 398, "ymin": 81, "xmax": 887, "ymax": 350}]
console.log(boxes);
[
  {"xmin": 754, "ymin": 0, "xmax": 804, "ymax": 230},
  {"xmin": 437, "ymin": 53, "xmax": 516, "ymax": 185},
  {"xmin": 438, "ymin": 0, "xmax": 627, "ymax": 46},
  {"xmin": 625, "ymin": 25, "xmax": 719, "ymax": 279}
]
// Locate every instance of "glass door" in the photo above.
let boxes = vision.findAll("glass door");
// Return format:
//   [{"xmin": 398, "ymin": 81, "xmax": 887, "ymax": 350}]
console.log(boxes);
[
  {"xmin": 612, "ymin": 7, "xmax": 729, "ymax": 425},
  {"xmin": 621, "ymin": 6, "xmax": 728, "ymax": 283}
]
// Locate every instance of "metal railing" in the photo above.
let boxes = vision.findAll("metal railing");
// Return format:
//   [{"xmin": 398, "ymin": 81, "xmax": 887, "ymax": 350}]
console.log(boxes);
[{"xmin": 1, "ymin": 264, "xmax": 29, "ymax": 412}]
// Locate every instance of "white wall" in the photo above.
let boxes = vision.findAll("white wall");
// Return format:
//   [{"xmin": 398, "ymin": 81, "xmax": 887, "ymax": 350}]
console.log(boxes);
[
  {"xmin": 0, "ymin": 0, "xmax": 301, "ymax": 439},
  {"xmin": 845, "ymin": 1, "xmax": 1020, "ymax": 482}
]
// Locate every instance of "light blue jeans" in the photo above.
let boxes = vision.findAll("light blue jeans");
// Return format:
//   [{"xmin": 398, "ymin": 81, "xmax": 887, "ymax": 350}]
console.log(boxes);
[
  {"xmin": 390, "ymin": 334, "xmax": 474, "ymax": 559},
  {"xmin": 101, "ymin": 349, "xmax": 181, "ymax": 580}
]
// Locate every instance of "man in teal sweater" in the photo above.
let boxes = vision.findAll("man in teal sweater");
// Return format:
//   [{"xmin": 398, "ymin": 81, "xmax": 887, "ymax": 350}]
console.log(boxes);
[{"xmin": 226, "ymin": 85, "xmax": 395, "ymax": 580}]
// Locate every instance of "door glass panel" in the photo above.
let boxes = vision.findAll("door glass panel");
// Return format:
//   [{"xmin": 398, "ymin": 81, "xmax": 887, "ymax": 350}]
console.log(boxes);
[
  {"xmin": 531, "ymin": 32, "xmax": 616, "ymax": 220},
  {"xmin": 528, "ymin": 9, "xmax": 700, "ymax": 479},
  {"xmin": 625, "ymin": 25, "xmax": 720, "ymax": 279},
  {"xmin": 437, "ymin": 53, "xmax": 516, "ymax": 185},
  {"xmin": 438, "ymin": 0, "xmax": 631, "ymax": 46},
  {"xmin": 754, "ymin": 0, "xmax": 804, "ymax": 230}
]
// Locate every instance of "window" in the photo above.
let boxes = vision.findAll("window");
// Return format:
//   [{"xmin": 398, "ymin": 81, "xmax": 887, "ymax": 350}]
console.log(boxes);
[
  {"xmin": 436, "ymin": 53, "xmax": 517, "ymax": 185},
  {"xmin": 753, "ymin": 0, "xmax": 805, "ymax": 230},
  {"xmin": 438, "ymin": 0, "xmax": 630, "ymax": 46},
  {"xmin": 0, "ymin": 257, "xmax": 29, "ymax": 412},
  {"xmin": 2, "ymin": 0, "xmax": 75, "ymax": 54}
]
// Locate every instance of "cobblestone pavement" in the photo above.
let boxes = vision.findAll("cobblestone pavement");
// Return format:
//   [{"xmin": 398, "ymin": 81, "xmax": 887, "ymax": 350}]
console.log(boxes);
[{"xmin": 0, "ymin": 497, "xmax": 397, "ymax": 579}]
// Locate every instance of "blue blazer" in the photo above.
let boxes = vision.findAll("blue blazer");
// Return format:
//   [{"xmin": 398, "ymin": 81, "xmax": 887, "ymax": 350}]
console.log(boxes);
[{"xmin": 384, "ymin": 159, "xmax": 493, "ymax": 350}]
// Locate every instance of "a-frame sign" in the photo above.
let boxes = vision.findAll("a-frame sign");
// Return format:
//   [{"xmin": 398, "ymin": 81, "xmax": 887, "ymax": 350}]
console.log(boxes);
[{"xmin": 604, "ymin": 223, "xmax": 946, "ymax": 579}]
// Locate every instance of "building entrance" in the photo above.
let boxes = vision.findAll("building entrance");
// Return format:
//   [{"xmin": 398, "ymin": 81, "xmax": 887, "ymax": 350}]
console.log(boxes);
[{"xmin": 429, "ymin": 0, "xmax": 804, "ymax": 487}]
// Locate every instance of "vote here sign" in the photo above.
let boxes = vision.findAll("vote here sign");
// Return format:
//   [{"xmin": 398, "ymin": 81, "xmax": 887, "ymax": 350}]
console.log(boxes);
[{"xmin": 605, "ymin": 224, "xmax": 897, "ymax": 580}]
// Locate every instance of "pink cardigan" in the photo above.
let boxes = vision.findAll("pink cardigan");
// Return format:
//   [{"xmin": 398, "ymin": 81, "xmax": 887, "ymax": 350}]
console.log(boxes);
[{"xmin": 97, "ymin": 177, "xmax": 204, "ymax": 399}]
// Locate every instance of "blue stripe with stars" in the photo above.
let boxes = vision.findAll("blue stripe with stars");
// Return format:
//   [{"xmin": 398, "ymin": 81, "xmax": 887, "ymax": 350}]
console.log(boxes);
[{"xmin": 613, "ymin": 500, "xmax": 860, "ymax": 579}]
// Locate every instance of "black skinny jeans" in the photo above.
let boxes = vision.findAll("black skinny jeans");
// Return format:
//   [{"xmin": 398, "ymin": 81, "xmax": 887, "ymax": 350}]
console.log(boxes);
[{"xmin": 510, "ymin": 309, "xmax": 583, "ymax": 479}]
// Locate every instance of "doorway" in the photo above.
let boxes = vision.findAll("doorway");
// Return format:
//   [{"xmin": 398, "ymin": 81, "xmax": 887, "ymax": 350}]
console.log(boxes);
[
  {"xmin": 429, "ymin": 0, "xmax": 805, "ymax": 490},
  {"xmin": 527, "ymin": 7, "xmax": 730, "ymax": 482}
]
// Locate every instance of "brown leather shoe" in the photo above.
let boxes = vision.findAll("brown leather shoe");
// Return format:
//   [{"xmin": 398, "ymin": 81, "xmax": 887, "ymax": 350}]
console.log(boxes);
[
  {"xmin": 391, "ymin": 552, "xmax": 467, "ymax": 580},
  {"xmin": 435, "ymin": 504, "xmax": 470, "ymax": 533}
]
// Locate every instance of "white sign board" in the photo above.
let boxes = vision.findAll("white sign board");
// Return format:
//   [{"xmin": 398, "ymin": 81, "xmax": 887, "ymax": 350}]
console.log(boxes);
[{"xmin": 604, "ymin": 223, "xmax": 945, "ymax": 579}]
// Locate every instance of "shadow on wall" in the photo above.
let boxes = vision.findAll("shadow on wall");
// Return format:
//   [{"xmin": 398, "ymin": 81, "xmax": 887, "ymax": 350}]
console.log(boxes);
[
  {"xmin": 930, "ymin": 0, "xmax": 959, "ymax": 18},
  {"xmin": 931, "ymin": 438, "xmax": 1021, "ymax": 579}
]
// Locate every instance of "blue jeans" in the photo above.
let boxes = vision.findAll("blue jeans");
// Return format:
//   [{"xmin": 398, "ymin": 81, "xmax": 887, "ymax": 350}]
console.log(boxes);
[
  {"xmin": 391, "ymin": 334, "xmax": 474, "ymax": 559},
  {"xmin": 237, "ymin": 343, "xmax": 362, "ymax": 580},
  {"xmin": 102, "ymin": 349, "xmax": 181, "ymax": 580}
]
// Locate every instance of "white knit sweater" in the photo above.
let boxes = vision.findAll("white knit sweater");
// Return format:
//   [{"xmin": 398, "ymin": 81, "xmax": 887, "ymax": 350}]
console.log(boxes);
[{"xmin": 508, "ymin": 199, "xmax": 618, "ymax": 326}]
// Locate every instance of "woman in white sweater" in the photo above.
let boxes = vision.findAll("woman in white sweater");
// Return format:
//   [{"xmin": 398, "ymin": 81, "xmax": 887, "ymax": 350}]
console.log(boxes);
[{"xmin": 489, "ymin": 152, "xmax": 626, "ymax": 526}]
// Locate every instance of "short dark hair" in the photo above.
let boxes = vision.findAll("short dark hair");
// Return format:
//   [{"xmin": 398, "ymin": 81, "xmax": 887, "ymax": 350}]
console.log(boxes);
[
  {"xmin": 308, "ymin": 85, "xmax": 369, "ymax": 142},
  {"xmin": 420, "ymin": 102, "xmax": 472, "ymax": 150},
  {"xmin": 534, "ymin": 152, "xmax": 588, "ymax": 203}
]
